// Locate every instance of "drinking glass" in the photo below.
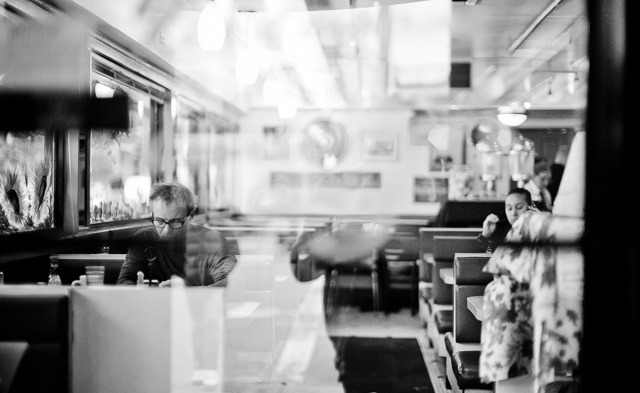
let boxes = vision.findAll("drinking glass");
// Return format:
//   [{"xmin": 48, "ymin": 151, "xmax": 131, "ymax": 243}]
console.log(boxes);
[{"xmin": 85, "ymin": 266, "xmax": 105, "ymax": 286}]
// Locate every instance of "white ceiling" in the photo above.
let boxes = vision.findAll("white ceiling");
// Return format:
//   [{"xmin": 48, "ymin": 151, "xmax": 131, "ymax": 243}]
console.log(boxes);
[{"xmin": 65, "ymin": 0, "xmax": 589, "ymax": 113}]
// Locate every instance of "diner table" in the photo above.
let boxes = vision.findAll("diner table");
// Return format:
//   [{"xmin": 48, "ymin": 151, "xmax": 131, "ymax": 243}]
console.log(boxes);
[
  {"xmin": 467, "ymin": 295, "xmax": 484, "ymax": 320},
  {"xmin": 439, "ymin": 268, "xmax": 454, "ymax": 285}
]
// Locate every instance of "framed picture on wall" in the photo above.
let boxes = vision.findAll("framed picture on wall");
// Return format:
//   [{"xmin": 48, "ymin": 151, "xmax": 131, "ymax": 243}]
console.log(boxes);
[
  {"xmin": 414, "ymin": 176, "xmax": 449, "ymax": 203},
  {"xmin": 362, "ymin": 132, "xmax": 398, "ymax": 161}
]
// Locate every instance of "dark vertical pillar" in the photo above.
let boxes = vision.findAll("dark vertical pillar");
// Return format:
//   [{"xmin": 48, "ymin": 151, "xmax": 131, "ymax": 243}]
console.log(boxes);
[{"xmin": 584, "ymin": 1, "xmax": 640, "ymax": 391}]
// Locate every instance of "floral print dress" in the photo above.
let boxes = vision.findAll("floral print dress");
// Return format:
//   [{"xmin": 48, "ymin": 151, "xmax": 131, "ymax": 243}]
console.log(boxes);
[{"xmin": 479, "ymin": 212, "xmax": 584, "ymax": 389}]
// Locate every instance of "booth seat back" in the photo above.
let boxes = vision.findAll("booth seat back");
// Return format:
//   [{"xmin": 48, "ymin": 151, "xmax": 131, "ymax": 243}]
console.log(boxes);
[
  {"xmin": 418, "ymin": 227, "xmax": 483, "ymax": 256},
  {"xmin": 431, "ymin": 236, "xmax": 485, "ymax": 305},
  {"xmin": 417, "ymin": 228, "xmax": 481, "ymax": 284},
  {"xmin": 0, "ymin": 286, "xmax": 70, "ymax": 393},
  {"xmin": 434, "ymin": 200, "xmax": 505, "ymax": 227},
  {"xmin": 55, "ymin": 254, "xmax": 126, "ymax": 285},
  {"xmin": 453, "ymin": 254, "xmax": 492, "ymax": 344}
]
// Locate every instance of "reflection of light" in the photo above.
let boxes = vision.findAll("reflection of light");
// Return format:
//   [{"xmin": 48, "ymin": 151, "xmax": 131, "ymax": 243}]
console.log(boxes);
[
  {"xmin": 236, "ymin": 49, "xmax": 260, "ymax": 85},
  {"xmin": 95, "ymin": 83, "xmax": 114, "ymax": 98},
  {"xmin": 170, "ymin": 97, "xmax": 179, "ymax": 119},
  {"xmin": 509, "ymin": 134, "xmax": 535, "ymax": 186},
  {"xmin": 278, "ymin": 93, "xmax": 297, "ymax": 119},
  {"xmin": 523, "ymin": 74, "xmax": 532, "ymax": 91},
  {"xmin": 322, "ymin": 154, "xmax": 337, "ymax": 169},
  {"xmin": 137, "ymin": 100, "xmax": 144, "ymax": 120},
  {"xmin": 567, "ymin": 73, "xmax": 576, "ymax": 94},
  {"xmin": 476, "ymin": 139, "xmax": 503, "ymax": 179},
  {"xmin": 262, "ymin": 76, "xmax": 284, "ymax": 105},
  {"xmin": 198, "ymin": 2, "xmax": 226, "ymax": 51},
  {"xmin": 523, "ymin": 101, "xmax": 532, "ymax": 109},
  {"xmin": 123, "ymin": 176, "xmax": 151, "ymax": 205}
]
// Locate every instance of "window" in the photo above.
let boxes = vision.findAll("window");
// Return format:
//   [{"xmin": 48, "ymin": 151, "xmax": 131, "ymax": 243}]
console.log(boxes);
[{"xmin": 85, "ymin": 57, "xmax": 165, "ymax": 225}]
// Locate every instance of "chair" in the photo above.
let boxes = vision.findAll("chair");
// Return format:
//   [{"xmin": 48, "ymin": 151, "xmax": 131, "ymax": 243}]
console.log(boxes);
[
  {"xmin": 380, "ymin": 235, "xmax": 419, "ymax": 315},
  {"xmin": 321, "ymin": 222, "xmax": 384, "ymax": 315},
  {"xmin": 324, "ymin": 250, "xmax": 380, "ymax": 316}
]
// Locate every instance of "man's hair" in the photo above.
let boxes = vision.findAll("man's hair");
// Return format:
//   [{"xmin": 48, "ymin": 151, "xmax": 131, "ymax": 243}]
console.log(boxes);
[
  {"xmin": 507, "ymin": 187, "xmax": 533, "ymax": 205},
  {"xmin": 533, "ymin": 160, "xmax": 551, "ymax": 175},
  {"xmin": 149, "ymin": 182, "xmax": 198, "ymax": 216}
]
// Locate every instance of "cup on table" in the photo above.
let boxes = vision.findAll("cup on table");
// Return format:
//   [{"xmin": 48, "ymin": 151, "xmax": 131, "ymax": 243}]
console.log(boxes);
[
  {"xmin": 85, "ymin": 266, "xmax": 105, "ymax": 286},
  {"xmin": 72, "ymin": 275, "xmax": 87, "ymax": 286}
]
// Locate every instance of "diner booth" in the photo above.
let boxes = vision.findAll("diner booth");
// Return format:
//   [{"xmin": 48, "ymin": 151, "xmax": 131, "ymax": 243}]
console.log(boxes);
[{"xmin": 1, "ymin": 1, "xmax": 636, "ymax": 393}]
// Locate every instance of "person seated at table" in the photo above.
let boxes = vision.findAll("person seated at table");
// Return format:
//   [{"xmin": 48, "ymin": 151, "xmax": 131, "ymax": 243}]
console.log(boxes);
[
  {"xmin": 117, "ymin": 181, "xmax": 239, "ymax": 387},
  {"xmin": 117, "ymin": 181, "xmax": 238, "ymax": 287},
  {"xmin": 477, "ymin": 187, "xmax": 537, "ymax": 252},
  {"xmin": 524, "ymin": 159, "xmax": 554, "ymax": 212}
]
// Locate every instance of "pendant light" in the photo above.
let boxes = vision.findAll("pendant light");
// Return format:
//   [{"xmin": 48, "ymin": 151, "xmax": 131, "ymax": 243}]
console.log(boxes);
[
  {"xmin": 496, "ymin": 104, "xmax": 528, "ymax": 128},
  {"xmin": 198, "ymin": 1, "xmax": 226, "ymax": 51}
]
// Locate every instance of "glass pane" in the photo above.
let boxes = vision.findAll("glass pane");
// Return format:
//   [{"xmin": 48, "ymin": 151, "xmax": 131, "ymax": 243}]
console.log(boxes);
[
  {"xmin": 174, "ymin": 103, "xmax": 213, "ymax": 211},
  {"xmin": 0, "ymin": 130, "xmax": 55, "ymax": 233},
  {"xmin": 89, "ymin": 80, "xmax": 152, "ymax": 224}
]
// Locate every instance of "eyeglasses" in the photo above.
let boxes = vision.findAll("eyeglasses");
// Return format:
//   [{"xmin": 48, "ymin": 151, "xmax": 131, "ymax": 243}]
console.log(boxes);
[{"xmin": 151, "ymin": 214, "xmax": 188, "ymax": 229}]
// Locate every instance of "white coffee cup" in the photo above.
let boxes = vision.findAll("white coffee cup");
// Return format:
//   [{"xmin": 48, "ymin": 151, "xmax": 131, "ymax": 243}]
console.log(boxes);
[{"xmin": 72, "ymin": 275, "xmax": 87, "ymax": 286}]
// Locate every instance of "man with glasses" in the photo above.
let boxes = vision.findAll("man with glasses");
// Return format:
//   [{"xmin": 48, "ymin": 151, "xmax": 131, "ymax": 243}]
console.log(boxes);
[
  {"xmin": 116, "ymin": 181, "xmax": 238, "ymax": 287},
  {"xmin": 116, "ymin": 181, "xmax": 238, "ymax": 387}
]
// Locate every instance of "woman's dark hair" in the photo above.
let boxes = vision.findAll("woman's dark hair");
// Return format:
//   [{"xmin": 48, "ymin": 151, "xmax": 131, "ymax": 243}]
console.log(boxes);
[{"xmin": 507, "ymin": 187, "xmax": 533, "ymax": 206}]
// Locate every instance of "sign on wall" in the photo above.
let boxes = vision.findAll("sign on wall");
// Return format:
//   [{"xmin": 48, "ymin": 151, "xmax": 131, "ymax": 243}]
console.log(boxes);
[{"xmin": 271, "ymin": 172, "xmax": 381, "ymax": 188}]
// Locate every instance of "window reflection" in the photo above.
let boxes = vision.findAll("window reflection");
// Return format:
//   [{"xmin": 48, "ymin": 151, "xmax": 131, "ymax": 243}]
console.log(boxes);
[
  {"xmin": 89, "ymin": 79, "xmax": 152, "ymax": 224},
  {"xmin": 0, "ymin": 130, "xmax": 54, "ymax": 233},
  {"xmin": 174, "ymin": 101, "xmax": 227, "ymax": 213}
]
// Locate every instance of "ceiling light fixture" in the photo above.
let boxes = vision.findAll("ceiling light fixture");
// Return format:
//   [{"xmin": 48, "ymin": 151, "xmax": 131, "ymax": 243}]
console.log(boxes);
[
  {"xmin": 94, "ymin": 82, "xmax": 114, "ymax": 98},
  {"xmin": 137, "ymin": 100, "xmax": 144, "ymax": 120},
  {"xmin": 170, "ymin": 97, "xmax": 178, "ymax": 119},
  {"xmin": 497, "ymin": 104, "xmax": 528, "ymax": 127},
  {"xmin": 197, "ymin": 1, "xmax": 226, "ymax": 51}
]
